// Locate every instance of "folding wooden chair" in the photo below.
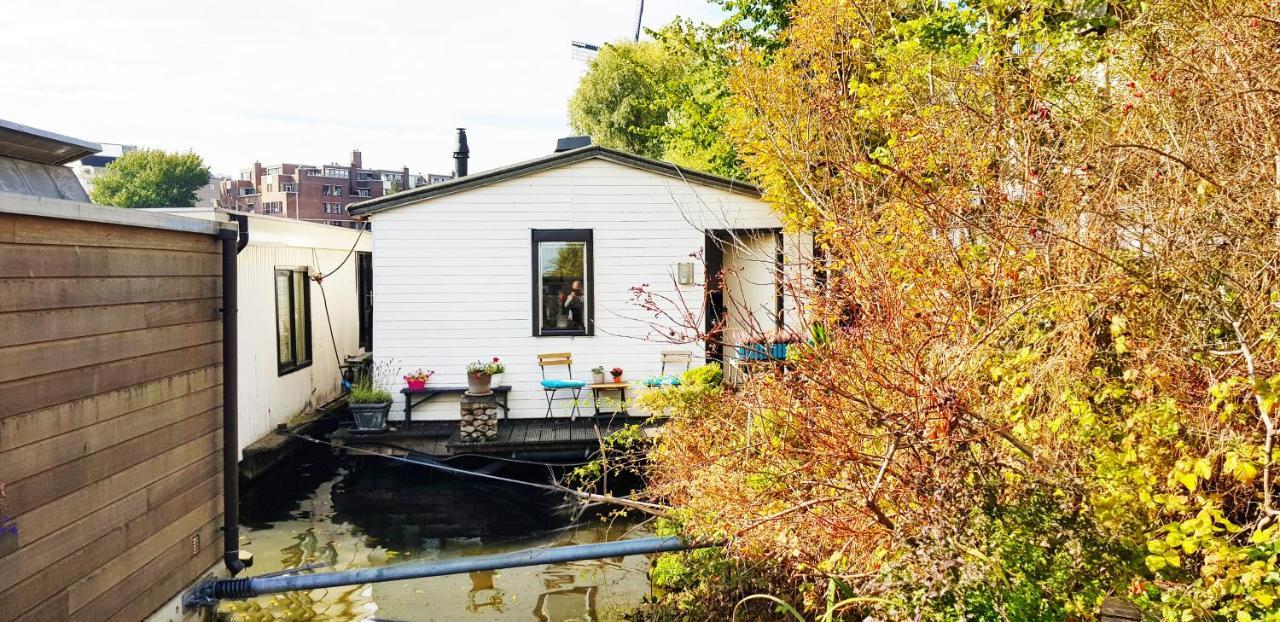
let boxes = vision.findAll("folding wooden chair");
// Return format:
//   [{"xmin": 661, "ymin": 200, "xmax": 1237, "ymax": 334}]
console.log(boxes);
[
  {"xmin": 645, "ymin": 351, "xmax": 693, "ymax": 387},
  {"xmin": 537, "ymin": 352, "xmax": 586, "ymax": 420}
]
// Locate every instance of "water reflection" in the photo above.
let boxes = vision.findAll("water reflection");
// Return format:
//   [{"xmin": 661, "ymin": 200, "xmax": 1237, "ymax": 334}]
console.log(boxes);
[{"xmin": 220, "ymin": 448, "xmax": 652, "ymax": 622}]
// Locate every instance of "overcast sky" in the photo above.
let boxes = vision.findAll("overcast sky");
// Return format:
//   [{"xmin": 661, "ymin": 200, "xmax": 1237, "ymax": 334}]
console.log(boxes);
[{"xmin": 1, "ymin": 0, "xmax": 723, "ymax": 176}]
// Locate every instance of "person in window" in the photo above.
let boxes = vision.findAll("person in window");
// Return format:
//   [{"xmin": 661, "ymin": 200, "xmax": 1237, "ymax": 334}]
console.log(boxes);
[{"xmin": 563, "ymin": 280, "xmax": 585, "ymax": 329}]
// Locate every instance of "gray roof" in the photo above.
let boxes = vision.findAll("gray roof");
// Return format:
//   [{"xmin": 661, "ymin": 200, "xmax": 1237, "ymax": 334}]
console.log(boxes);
[
  {"xmin": 347, "ymin": 145, "xmax": 759, "ymax": 217},
  {"xmin": 0, "ymin": 118, "xmax": 100, "ymax": 165}
]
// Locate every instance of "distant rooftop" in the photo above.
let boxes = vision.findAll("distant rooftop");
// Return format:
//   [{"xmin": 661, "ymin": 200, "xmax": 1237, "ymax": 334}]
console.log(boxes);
[{"xmin": 0, "ymin": 118, "xmax": 100, "ymax": 165}]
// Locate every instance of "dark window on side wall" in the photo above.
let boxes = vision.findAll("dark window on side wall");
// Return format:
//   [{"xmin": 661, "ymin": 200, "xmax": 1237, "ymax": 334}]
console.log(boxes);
[
  {"xmin": 275, "ymin": 267, "xmax": 313, "ymax": 375},
  {"xmin": 356, "ymin": 252, "xmax": 373, "ymax": 351},
  {"xmin": 532, "ymin": 229, "xmax": 593, "ymax": 336}
]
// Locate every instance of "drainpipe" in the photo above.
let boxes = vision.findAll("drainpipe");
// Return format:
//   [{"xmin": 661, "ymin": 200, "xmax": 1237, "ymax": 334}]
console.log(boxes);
[
  {"xmin": 187, "ymin": 536, "xmax": 710, "ymax": 606},
  {"xmin": 219, "ymin": 225, "xmax": 246, "ymax": 575}
]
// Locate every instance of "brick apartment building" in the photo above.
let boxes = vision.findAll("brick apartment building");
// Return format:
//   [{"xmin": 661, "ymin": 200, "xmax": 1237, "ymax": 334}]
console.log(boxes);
[{"xmin": 218, "ymin": 149, "xmax": 450, "ymax": 227}]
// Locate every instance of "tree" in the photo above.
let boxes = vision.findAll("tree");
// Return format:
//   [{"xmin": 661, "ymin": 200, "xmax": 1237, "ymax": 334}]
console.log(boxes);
[
  {"xmin": 630, "ymin": 0, "xmax": 1280, "ymax": 620},
  {"xmin": 90, "ymin": 149, "xmax": 211, "ymax": 208},
  {"xmin": 568, "ymin": 2, "xmax": 794, "ymax": 180},
  {"xmin": 568, "ymin": 40, "xmax": 689, "ymax": 160}
]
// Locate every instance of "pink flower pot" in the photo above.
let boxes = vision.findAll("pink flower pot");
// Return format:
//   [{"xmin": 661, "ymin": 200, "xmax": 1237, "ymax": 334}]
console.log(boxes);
[{"xmin": 406, "ymin": 379, "xmax": 427, "ymax": 391}]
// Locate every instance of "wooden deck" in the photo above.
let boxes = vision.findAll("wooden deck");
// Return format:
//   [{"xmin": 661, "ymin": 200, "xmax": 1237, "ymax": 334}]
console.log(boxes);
[{"xmin": 329, "ymin": 416, "xmax": 660, "ymax": 458}]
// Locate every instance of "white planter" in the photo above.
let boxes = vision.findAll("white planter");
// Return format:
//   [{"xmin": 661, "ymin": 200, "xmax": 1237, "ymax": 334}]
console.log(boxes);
[{"xmin": 490, "ymin": 373, "xmax": 504, "ymax": 388}]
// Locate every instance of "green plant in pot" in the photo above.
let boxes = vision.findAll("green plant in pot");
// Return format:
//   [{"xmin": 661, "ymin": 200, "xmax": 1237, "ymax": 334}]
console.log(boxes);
[{"xmin": 349, "ymin": 361, "xmax": 395, "ymax": 431}]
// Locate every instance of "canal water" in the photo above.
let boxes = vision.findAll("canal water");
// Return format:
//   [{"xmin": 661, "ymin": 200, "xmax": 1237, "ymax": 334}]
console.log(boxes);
[{"xmin": 218, "ymin": 446, "xmax": 654, "ymax": 622}]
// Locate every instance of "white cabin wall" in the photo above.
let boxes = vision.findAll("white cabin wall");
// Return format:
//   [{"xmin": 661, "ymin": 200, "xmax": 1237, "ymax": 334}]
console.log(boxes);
[
  {"xmin": 721, "ymin": 231, "xmax": 778, "ymax": 348},
  {"xmin": 147, "ymin": 209, "xmax": 371, "ymax": 456},
  {"xmin": 234, "ymin": 218, "xmax": 369, "ymax": 456},
  {"xmin": 370, "ymin": 158, "xmax": 790, "ymax": 420},
  {"xmin": 717, "ymin": 230, "xmax": 815, "ymax": 382}
]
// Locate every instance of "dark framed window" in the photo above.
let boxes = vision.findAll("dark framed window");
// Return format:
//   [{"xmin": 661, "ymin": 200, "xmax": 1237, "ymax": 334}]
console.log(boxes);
[
  {"xmin": 532, "ymin": 229, "xmax": 593, "ymax": 337},
  {"xmin": 275, "ymin": 267, "xmax": 312, "ymax": 375},
  {"xmin": 356, "ymin": 252, "xmax": 373, "ymax": 351}
]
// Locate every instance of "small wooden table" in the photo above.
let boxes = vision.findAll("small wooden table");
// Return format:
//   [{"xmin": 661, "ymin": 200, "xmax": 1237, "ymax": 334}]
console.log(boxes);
[
  {"xmin": 587, "ymin": 382, "xmax": 629, "ymax": 416},
  {"xmin": 401, "ymin": 385, "xmax": 511, "ymax": 421}
]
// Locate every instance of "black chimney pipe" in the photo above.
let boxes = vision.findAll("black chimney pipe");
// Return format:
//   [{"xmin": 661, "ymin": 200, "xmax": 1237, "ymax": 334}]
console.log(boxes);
[{"xmin": 453, "ymin": 128, "xmax": 469, "ymax": 178}]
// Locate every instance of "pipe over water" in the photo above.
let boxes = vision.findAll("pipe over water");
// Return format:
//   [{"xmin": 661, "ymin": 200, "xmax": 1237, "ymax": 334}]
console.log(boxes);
[{"xmin": 190, "ymin": 536, "xmax": 710, "ymax": 605}]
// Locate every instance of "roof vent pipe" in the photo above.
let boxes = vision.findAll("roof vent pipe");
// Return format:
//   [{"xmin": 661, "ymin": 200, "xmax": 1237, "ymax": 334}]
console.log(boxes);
[
  {"xmin": 452, "ymin": 128, "xmax": 469, "ymax": 178},
  {"xmin": 555, "ymin": 136, "xmax": 592, "ymax": 152}
]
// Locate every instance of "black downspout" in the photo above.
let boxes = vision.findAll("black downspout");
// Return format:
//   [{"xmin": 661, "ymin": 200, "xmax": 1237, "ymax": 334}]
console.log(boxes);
[{"xmin": 219, "ymin": 227, "xmax": 246, "ymax": 575}]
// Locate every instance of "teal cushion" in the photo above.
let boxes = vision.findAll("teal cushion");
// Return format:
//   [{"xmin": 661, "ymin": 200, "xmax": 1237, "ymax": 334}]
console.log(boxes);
[
  {"xmin": 541, "ymin": 379, "xmax": 586, "ymax": 389},
  {"xmin": 644, "ymin": 375, "xmax": 682, "ymax": 387}
]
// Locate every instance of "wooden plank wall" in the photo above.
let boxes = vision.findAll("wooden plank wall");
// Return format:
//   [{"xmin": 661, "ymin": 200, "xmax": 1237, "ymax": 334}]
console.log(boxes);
[{"xmin": 0, "ymin": 212, "xmax": 225, "ymax": 622}]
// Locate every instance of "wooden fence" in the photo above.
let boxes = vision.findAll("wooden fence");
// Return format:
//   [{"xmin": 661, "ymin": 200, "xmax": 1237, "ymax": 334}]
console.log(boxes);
[{"xmin": 0, "ymin": 195, "xmax": 232, "ymax": 621}]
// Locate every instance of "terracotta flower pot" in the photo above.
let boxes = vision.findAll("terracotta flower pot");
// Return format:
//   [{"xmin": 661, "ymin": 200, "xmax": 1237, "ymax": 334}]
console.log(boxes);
[{"xmin": 467, "ymin": 372, "xmax": 493, "ymax": 395}]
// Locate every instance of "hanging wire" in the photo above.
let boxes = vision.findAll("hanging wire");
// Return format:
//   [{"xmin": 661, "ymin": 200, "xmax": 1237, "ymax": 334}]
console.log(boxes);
[{"xmin": 316, "ymin": 222, "xmax": 366, "ymax": 281}]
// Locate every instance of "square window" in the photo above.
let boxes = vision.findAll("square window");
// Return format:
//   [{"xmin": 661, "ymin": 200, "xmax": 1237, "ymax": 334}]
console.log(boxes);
[{"xmin": 532, "ymin": 230, "xmax": 592, "ymax": 336}]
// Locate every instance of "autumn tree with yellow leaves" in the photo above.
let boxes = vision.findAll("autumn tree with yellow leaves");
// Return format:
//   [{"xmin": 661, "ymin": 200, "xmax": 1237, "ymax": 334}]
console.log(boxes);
[{"xmin": 630, "ymin": 0, "xmax": 1280, "ymax": 619}]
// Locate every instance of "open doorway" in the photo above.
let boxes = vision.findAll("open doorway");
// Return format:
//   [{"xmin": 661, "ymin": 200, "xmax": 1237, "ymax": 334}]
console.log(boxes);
[{"xmin": 704, "ymin": 229, "xmax": 783, "ymax": 377}]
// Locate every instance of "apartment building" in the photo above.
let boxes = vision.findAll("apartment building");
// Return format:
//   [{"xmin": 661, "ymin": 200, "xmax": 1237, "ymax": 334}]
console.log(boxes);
[{"xmin": 219, "ymin": 149, "xmax": 447, "ymax": 227}]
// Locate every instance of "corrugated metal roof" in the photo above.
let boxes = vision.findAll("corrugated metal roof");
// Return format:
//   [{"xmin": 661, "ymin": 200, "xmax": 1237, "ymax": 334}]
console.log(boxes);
[
  {"xmin": 0, "ymin": 118, "xmax": 100, "ymax": 165},
  {"xmin": 0, "ymin": 155, "xmax": 91, "ymax": 201}
]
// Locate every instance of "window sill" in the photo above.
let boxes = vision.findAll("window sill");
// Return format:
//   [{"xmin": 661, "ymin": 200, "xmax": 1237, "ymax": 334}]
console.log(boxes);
[
  {"xmin": 535, "ymin": 330, "xmax": 592, "ymax": 338},
  {"xmin": 278, "ymin": 361, "xmax": 313, "ymax": 377}
]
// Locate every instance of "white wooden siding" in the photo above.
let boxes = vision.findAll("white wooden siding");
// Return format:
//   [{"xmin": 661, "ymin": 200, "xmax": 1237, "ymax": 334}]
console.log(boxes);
[
  {"xmin": 235, "ymin": 216, "xmax": 370, "ymax": 454},
  {"xmin": 154, "ymin": 209, "xmax": 371, "ymax": 455},
  {"xmin": 369, "ymin": 157, "xmax": 805, "ymax": 419}
]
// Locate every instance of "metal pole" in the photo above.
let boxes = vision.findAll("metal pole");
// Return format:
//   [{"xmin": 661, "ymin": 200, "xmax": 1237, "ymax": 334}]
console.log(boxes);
[
  {"xmin": 190, "ymin": 536, "xmax": 709, "ymax": 605},
  {"xmin": 634, "ymin": 0, "xmax": 645, "ymax": 41}
]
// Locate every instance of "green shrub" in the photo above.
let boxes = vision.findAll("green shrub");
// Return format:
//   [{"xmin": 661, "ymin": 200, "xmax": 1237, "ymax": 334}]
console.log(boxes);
[
  {"xmin": 348, "ymin": 386, "xmax": 391, "ymax": 404},
  {"xmin": 348, "ymin": 360, "xmax": 395, "ymax": 404},
  {"xmin": 681, "ymin": 362, "xmax": 723, "ymax": 387}
]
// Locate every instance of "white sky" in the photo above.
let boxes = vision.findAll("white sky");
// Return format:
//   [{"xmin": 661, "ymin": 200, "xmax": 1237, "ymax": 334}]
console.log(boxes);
[{"xmin": 0, "ymin": 0, "xmax": 723, "ymax": 176}]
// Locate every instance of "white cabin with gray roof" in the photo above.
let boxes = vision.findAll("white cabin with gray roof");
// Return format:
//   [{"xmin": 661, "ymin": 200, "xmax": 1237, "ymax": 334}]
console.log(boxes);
[{"xmin": 349, "ymin": 138, "xmax": 810, "ymax": 420}]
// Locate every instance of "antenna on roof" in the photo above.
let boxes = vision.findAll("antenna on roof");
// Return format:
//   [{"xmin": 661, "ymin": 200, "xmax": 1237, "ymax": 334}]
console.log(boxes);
[
  {"xmin": 570, "ymin": 40, "xmax": 600, "ymax": 62},
  {"xmin": 633, "ymin": 0, "xmax": 645, "ymax": 42},
  {"xmin": 570, "ymin": 1, "xmax": 644, "ymax": 64}
]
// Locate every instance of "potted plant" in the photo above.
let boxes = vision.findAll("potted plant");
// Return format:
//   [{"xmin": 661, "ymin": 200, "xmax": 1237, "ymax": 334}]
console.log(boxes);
[
  {"xmin": 349, "ymin": 362, "xmax": 394, "ymax": 431},
  {"xmin": 488, "ymin": 357, "xmax": 506, "ymax": 387},
  {"xmin": 610, "ymin": 367, "xmax": 624, "ymax": 383},
  {"xmin": 591, "ymin": 366, "xmax": 606, "ymax": 384},
  {"xmin": 739, "ymin": 329, "xmax": 802, "ymax": 361},
  {"xmin": 403, "ymin": 369, "xmax": 434, "ymax": 391},
  {"xmin": 466, "ymin": 359, "xmax": 494, "ymax": 395}
]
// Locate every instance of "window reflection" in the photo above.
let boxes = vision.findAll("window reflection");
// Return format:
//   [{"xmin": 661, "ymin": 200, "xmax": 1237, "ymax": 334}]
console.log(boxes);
[{"xmin": 538, "ymin": 240, "xmax": 588, "ymax": 333}]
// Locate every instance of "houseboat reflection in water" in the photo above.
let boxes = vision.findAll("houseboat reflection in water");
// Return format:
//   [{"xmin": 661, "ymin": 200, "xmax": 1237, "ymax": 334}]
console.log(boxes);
[{"xmin": 219, "ymin": 447, "xmax": 652, "ymax": 622}]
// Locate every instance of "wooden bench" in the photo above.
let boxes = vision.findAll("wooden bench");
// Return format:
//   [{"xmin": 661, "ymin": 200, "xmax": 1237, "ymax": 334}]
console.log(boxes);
[{"xmin": 401, "ymin": 385, "xmax": 511, "ymax": 421}]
